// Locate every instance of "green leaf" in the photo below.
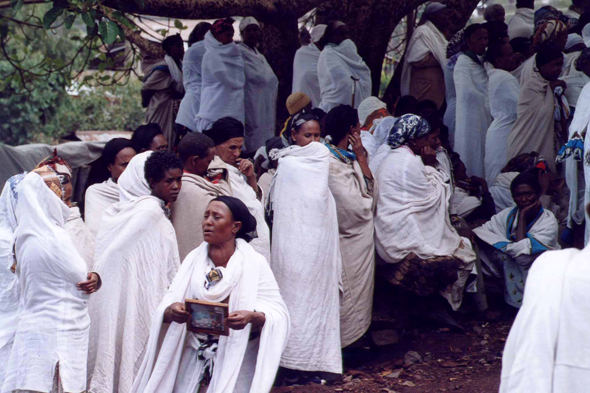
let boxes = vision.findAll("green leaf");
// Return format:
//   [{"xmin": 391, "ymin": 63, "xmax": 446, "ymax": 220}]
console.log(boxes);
[
  {"xmin": 43, "ymin": 7, "xmax": 64, "ymax": 29},
  {"xmin": 86, "ymin": 22, "xmax": 97, "ymax": 36},
  {"xmin": 99, "ymin": 21, "xmax": 119, "ymax": 45},
  {"xmin": 99, "ymin": 75, "xmax": 110, "ymax": 81},
  {"xmin": 10, "ymin": 0, "xmax": 24, "ymax": 11},
  {"xmin": 98, "ymin": 61, "xmax": 105, "ymax": 73},
  {"xmin": 112, "ymin": 11, "xmax": 135, "ymax": 30},
  {"xmin": 118, "ymin": 26, "xmax": 126, "ymax": 41},
  {"xmin": 81, "ymin": 12, "xmax": 94, "ymax": 27},
  {"xmin": 65, "ymin": 14, "xmax": 76, "ymax": 29},
  {"xmin": 174, "ymin": 20, "xmax": 184, "ymax": 29}
]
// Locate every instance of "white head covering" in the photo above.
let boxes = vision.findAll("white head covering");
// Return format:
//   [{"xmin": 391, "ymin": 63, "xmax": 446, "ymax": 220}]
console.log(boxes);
[
  {"xmin": 239, "ymin": 16, "xmax": 260, "ymax": 32},
  {"xmin": 566, "ymin": 33, "xmax": 585, "ymax": 51},
  {"xmin": 118, "ymin": 151, "xmax": 153, "ymax": 203},
  {"xmin": 311, "ymin": 24, "xmax": 327, "ymax": 43},
  {"xmin": 358, "ymin": 97, "xmax": 388, "ymax": 127},
  {"xmin": 583, "ymin": 24, "xmax": 590, "ymax": 47},
  {"xmin": 422, "ymin": 2, "xmax": 447, "ymax": 17}
]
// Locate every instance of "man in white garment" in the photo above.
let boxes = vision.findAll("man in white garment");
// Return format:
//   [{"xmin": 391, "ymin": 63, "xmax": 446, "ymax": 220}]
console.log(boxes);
[
  {"xmin": 238, "ymin": 17, "xmax": 279, "ymax": 156},
  {"xmin": 508, "ymin": 0, "xmax": 535, "ymax": 40},
  {"xmin": 292, "ymin": 24, "xmax": 327, "ymax": 108},
  {"xmin": 85, "ymin": 138, "xmax": 136, "ymax": 237},
  {"xmin": 400, "ymin": 2, "xmax": 451, "ymax": 109}
]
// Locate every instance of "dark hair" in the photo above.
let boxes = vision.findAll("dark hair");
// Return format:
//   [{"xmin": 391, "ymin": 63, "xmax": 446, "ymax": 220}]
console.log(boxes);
[
  {"xmin": 422, "ymin": 113, "xmax": 442, "ymax": 132},
  {"xmin": 162, "ymin": 34, "xmax": 183, "ymax": 53},
  {"xmin": 188, "ymin": 22, "xmax": 211, "ymax": 46},
  {"xmin": 131, "ymin": 123, "xmax": 164, "ymax": 152},
  {"xmin": 510, "ymin": 172, "xmax": 542, "ymax": 196},
  {"xmin": 486, "ymin": 41, "xmax": 510, "ymax": 64},
  {"xmin": 483, "ymin": 21, "xmax": 508, "ymax": 44},
  {"xmin": 510, "ymin": 37, "xmax": 532, "ymax": 54},
  {"xmin": 394, "ymin": 95, "xmax": 419, "ymax": 117},
  {"xmin": 417, "ymin": 99, "xmax": 438, "ymax": 115},
  {"xmin": 102, "ymin": 138, "xmax": 135, "ymax": 166},
  {"xmin": 311, "ymin": 107, "xmax": 327, "ymax": 120},
  {"xmin": 325, "ymin": 105, "xmax": 358, "ymax": 145},
  {"xmin": 205, "ymin": 117, "xmax": 244, "ymax": 145},
  {"xmin": 211, "ymin": 196, "xmax": 258, "ymax": 242},
  {"xmin": 462, "ymin": 23, "xmax": 486, "ymax": 51},
  {"xmin": 177, "ymin": 132, "xmax": 215, "ymax": 163},
  {"xmin": 144, "ymin": 151, "xmax": 183, "ymax": 185},
  {"xmin": 318, "ymin": 20, "xmax": 345, "ymax": 48}
]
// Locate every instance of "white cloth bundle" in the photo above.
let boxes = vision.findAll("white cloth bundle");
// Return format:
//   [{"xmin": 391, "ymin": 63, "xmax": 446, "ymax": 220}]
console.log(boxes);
[
  {"xmin": 3, "ymin": 173, "xmax": 89, "ymax": 393},
  {"xmin": 238, "ymin": 43, "xmax": 279, "ymax": 154},
  {"xmin": 195, "ymin": 31, "xmax": 245, "ymax": 132},
  {"xmin": 317, "ymin": 39, "xmax": 372, "ymax": 112},
  {"xmin": 65, "ymin": 206, "xmax": 95, "ymax": 271},
  {"xmin": 117, "ymin": 151, "xmax": 153, "ymax": 203},
  {"xmin": 84, "ymin": 178, "xmax": 120, "ymax": 237},
  {"xmin": 131, "ymin": 240, "xmax": 290, "ymax": 393},
  {"xmin": 561, "ymin": 50, "xmax": 590, "ymax": 108},
  {"xmin": 485, "ymin": 68, "xmax": 520, "ymax": 185},
  {"xmin": 490, "ymin": 172, "xmax": 519, "ymax": 213},
  {"xmin": 454, "ymin": 54, "xmax": 492, "ymax": 178},
  {"xmin": 400, "ymin": 21, "xmax": 448, "ymax": 96},
  {"xmin": 268, "ymin": 142, "xmax": 343, "ymax": 373},
  {"xmin": 507, "ymin": 8, "xmax": 535, "ymax": 40},
  {"xmin": 176, "ymin": 40, "xmax": 207, "ymax": 131}
]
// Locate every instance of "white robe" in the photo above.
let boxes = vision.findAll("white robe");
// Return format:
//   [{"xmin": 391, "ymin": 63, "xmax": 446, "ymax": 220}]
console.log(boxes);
[
  {"xmin": 443, "ymin": 62, "xmax": 458, "ymax": 148},
  {"xmin": 131, "ymin": 240, "xmax": 290, "ymax": 393},
  {"xmin": 508, "ymin": 8, "xmax": 535, "ymax": 40},
  {"xmin": 500, "ymin": 246, "xmax": 590, "ymax": 392},
  {"xmin": 268, "ymin": 142, "xmax": 343, "ymax": 373},
  {"xmin": 485, "ymin": 68, "xmax": 520, "ymax": 185},
  {"xmin": 560, "ymin": 51, "xmax": 590, "ymax": 108},
  {"xmin": 3, "ymin": 173, "xmax": 89, "ymax": 393},
  {"xmin": 317, "ymin": 39, "xmax": 371, "ymax": 112},
  {"xmin": 176, "ymin": 40, "xmax": 207, "ymax": 131},
  {"xmin": 490, "ymin": 172, "xmax": 519, "ymax": 213},
  {"xmin": 292, "ymin": 44, "xmax": 322, "ymax": 108},
  {"xmin": 195, "ymin": 31, "xmax": 245, "ymax": 132},
  {"xmin": 84, "ymin": 178, "xmax": 119, "ymax": 237},
  {"xmin": 454, "ymin": 54, "xmax": 492, "ymax": 178},
  {"xmin": 361, "ymin": 116, "xmax": 396, "ymax": 165},
  {"xmin": 227, "ymin": 164, "xmax": 271, "ymax": 263},
  {"xmin": 65, "ymin": 206, "xmax": 95, "ymax": 271},
  {"xmin": 238, "ymin": 43, "xmax": 278, "ymax": 154}
]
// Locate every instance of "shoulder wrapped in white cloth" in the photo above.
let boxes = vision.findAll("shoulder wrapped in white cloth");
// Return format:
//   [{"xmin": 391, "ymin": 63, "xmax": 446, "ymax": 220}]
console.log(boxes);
[
  {"xmin": 292, "ymin": 44, "xmax": 322, "ymax": 108},
  {"xmin": 84, "ymin": 178, "xmax": 120, "ymax": 237},
  {"xmin": 176, "ymin": 41, "xmax": 207, "ymax": 131}
]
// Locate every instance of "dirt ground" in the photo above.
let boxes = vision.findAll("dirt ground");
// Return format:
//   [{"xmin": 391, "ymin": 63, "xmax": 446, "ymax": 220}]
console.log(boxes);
[{"xmin": 273, "ymin": 283, "xmax": 517, "ymax": 393}]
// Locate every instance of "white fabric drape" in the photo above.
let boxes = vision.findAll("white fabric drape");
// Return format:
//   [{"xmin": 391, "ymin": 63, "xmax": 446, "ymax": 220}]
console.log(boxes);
[
  {"xmin": 238, "ymin": 43, "xmax": 278, "ymax": 154},
  {"xmin": 65, "ymin": 206, "xmax": 95, "ymax": 271},
  {"xmin": 361, "ymin": 116, "xmax": 396, "ymax": 165},
  {"xmin": 3, "ymin": 173, "xmax": 90, "ymax": 393},
  {"xmin": 117, "ymin": 151, "xmax": 153, "ymax": 203},
  {"xmin": 195, "ymin": 31, "xmax": 245, "ymax": 132},
  {"xmin": 400, "ymin": 21, "xmax": 448, "ymax": 96},
  {"xmin": 485, "ymin": 67, "xmax": 520, "ymax": 185},
  {"xmin": 317, "ymin": 39, "xmax": 371, "ymax": 112},
  {"xmin": 560, "ymin": 51, "xmax": 590, "ymax": 107},
  {"xmin": 508, "ymin": 8, "xmax": 535, "ymax": 40},
  {"xmin": 227, "ymin": 164, "xmax": 271, "ymax": 263},
  {"xmin": 164, "ymin": 55, "xmax": 182, "ymax": 85},
  {"xmin": 176, "ymin": 40, "xmax": 207, "ymax": 131},
  {"xmin": 84, "ymin": 178, "xmax": 119, "ymax": 237},
  {"xmin": 268, "ymin": 142, "xmax": 343, "ymax": 373},
  {"xmin": 443, "ymin": 62, "xmax": 458, "ymax": 147},
  {"xmin": 490, "ymin": 172, "xmax": 519, "ymax": 213},
  {"xmin": 454, "ymin": 54, "xmax": 492, "ymax": 178},
  {"xmin": 131, "ymin": 240, "xmax": 290, "ymax": 393},
  {"xmin": 292, "ymin": 44, "xmax": 322, "ymax": 108}
]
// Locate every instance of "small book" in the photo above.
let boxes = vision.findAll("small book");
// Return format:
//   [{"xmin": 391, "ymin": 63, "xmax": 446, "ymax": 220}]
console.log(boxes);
[{"xmin": 185, "ymin": 299, "xmax": 230, "ymax": 336}]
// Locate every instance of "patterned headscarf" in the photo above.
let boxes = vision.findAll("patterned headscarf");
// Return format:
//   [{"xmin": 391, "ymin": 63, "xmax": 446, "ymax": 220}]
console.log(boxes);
[
  {"xmin": 501, "ymin": 152, "xmax": 546, "ymax": 173},
  {"xmin": 32, "ymin": 149, "xmax": 72, "ymax": 201},
  {"xmin": 289, "ymin": 111, "xmax": 319, "ymax": 144},
  {"xmin": 446, "ymin": 28, "xmax": 464, "ymax": 59},
  {"xmin": 211, "ymin": 18, "xmax": 235, "ymax": 35},
  {"xmin": 533, "ymin": 19, "xmax": 568, "ymax": 50},
  {"xmin": 386, "ymin": 114, "xmax": 431, "ymax": 149},
  {"xmin": 534, "ymin": 6, "xmax": 568, "ymax": 30}
]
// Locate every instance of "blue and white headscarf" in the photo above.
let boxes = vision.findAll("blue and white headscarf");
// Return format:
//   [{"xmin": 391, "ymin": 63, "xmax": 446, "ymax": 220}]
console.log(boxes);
[{"xmin": 386, "ymin": 114, "xmax": 431, "ymax": 149}]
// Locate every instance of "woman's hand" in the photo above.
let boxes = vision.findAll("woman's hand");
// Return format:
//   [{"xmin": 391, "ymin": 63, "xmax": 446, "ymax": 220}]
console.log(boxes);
[
  {"xmin": 420, "ymin": 146, "xmax": 437, "ymax": 167},
  {"xmin": 164, "ymin": 302, "xmax": 190, "ymax": 324},
  {"xmin": 227, "ymin": 310, "xmax": 265, "ymax": 330},
  {"xmin": 77, "ymin": 272, "xmax": 100, "ymax": 294},
  {"xmin": 349, "ymin": 132, "xmax": 366, "ymax": 159}
]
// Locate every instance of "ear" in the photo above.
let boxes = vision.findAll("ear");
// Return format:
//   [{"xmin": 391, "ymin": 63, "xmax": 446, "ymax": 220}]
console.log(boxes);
[
  {"xmin": 290, "ymin": 129, "xmax": 297, "ymax": 142},
  {"xmin": 107, "ymin": 163, "xmax": 114, "ymax": 173},
  {"xmin": 233, "ymin": 221, "xmax": 243, "ymax": 235},
  {"xmin": 148, "ymin": 178, "xmax": 155, "ymax": 190}
]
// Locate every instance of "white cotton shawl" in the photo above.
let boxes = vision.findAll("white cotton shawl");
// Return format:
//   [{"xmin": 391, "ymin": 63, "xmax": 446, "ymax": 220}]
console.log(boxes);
[
  {"xmin": 560, "ymin": 51, "xmax": 590, "ymax": 107},
  {"xmin": 453, "ymin": 54, "xmax": 492, "ymax": 178},
  {"xmin": 361, "ymin": 116, "xmax": 396, "ymax": 165},
  {"xmin": 292, "ymin": 44, "xmax": 322, "ymax": 108},
  {"xmin": 227, "ymin": 164, "xmax": 271, "ymax": 263},
  {"xmin": 485, "ymin": 68, "xmax": 520, "ymax": 185},
  {"xmin": 195, "ymin": 32, "xmax": 245, "ymax": 132},
  {"xmin": 508, "ymin": 8, "xmax": 535, "ymax": 40},
  {"xmin": 3, "ymin": 173, "xmax": 89, "ymax": 393},
  {"xmin": 401, "ymin": 21, "xmax": 448, "ymax": 96},
  {"xmin": 84, "ymin": 178, "xmax": 119, "ymax": 237},
  {"xmin": 117, "ymin": 151, "xmax": 153, "ymax": 203},
  {"xmin": 65, "ymin": 206, "xmax": 95, "ymax": 271},
  {"xmin": 443, "ymin": 63, "xmax": 458, "ymax": 147},
  {"xmin": 238, "ymin": 43, "xmax": 279, "ymax": 154},
  {"xmin": 268, "ymin": 142, "xmax": 343, "ymax": 373},
  {"xmin": 176, "ymin": 40, "xmax": 207, "ymax": 131},
  {"xmin": 131, "ymin": 240, "xmax": 290, "ymax": 393},
  {"xmin": 317, "ymin": 39, "xmax": 372, "ymax": 112},
  {"xmin": 499, "ymin": 246, "xmax": 590, "ymax": 393},
  {"xmin": 490, "ymin": 172, "xmax": 519, "ymax": 213},
  {"xmin": 164, "ymin": 55, "xmax": 183, "ymax": 85}
]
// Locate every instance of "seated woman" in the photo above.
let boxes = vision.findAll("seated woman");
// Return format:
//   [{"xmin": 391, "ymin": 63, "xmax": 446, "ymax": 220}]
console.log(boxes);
[
  {"xmin": 130, "ymin": 123, "xmax": 168, "ymax": 152},
  {"xmin": 374, "ymin": 114, "xmax": 478, "ymax": 311},
  {"xmin": 131, "ymin": 196, "xmax": 290, "ymax": 393},
  {"xmin": 474, "ymin": 173, "xmax": 559, "ymax": 308}
]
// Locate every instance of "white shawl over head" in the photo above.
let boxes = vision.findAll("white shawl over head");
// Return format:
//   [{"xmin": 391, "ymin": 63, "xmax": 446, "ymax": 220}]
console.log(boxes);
[
  {"xmin": 131, "ymin": 240, "xmax": 290, "ymax": 393},
  {"xmin": 65, "ymin": 206, "xmax": 95, "ymax": 271},
  {"xmin": 292, "ymin": 44, "xmax": 322, "ymax": 108},
  {"xmin": 84, "ymin": 178, "xmax": 120, "ymax": 237},
  {"xmin": 268, "ymin": 142, "xmax": 343, "ymax": 373},
  {"xmin": 176, "ymin": 40, "xmax": 207, "ymax": 131},
  {"xmin": 507, "ymin": 8, "xmax": 535, "ymax": 40},
  {"xmin": 401, "ymin": 21, "xmax": 448, "ymax": 96},
  {"xmin": 195, "ymin": 31, "xmax": 245, "ymax": 132},
  {"xmin": 317, "ymin": 39, "xmax": 372, "ymax": 112},
  {"xmin": 118, "ymin": 150, "xmax": 153, "ymax": 203}
]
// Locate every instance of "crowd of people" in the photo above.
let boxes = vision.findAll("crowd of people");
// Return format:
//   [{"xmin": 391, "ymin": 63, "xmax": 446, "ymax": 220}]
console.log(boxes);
[{"xmin": 3, "ymin": 2, "xmax": 590, "ymax": 392}]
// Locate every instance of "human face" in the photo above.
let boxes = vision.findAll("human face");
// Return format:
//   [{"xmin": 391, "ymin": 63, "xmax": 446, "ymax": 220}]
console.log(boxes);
[
  {"xmin": 191, "ymin": 147, "xmax": 216, "ymax": 177},
  {"xmin": 149, "ymin": 134, "xmax": 168, "ymax": 152},
  {"xmin": 150, "ymin": 168, "xmax": 182, "ymax": 204},
  {"xmin": 216, "ymin": 137, "xmax": 244, "ymax": 166},
  {"xmin": 496, "ymin": 43, "xmax": 517, "ymax": 72},
  {"xmin": 467, "ymin": 28, "xmax": 489, "ymax": 56},
  {"xmin": 512, "ymin": 183, "xmax": 539, "ymax": 209},
  {"xmin": 63, "ymin": 179, "xmax": 73, "ymax": 207},
  {"xmin": 291, "ymin": 120, "xmax": 321, "ymax": 147},
  {"xmin": 538, "ymin": 56, "xmax": 564, "ymax": 81},
  {"xmin": 412, "ymin": 128, "xmax": 441, "ymax": 153},
  {"xmin": 216, "ymin": 28, "xmax": 235, "ymax": 45},
  {"xmin": 167, "ymin": 40, "xmax": 185, "ymax": 61},
  {"xmin": 108, "ymin": 147, "xmax": 136, "ymax": 183},
  {"xmin": 203, "ymin": 201, "xmax": 241, "ymax": 245},
  {"xmin": 241, "ymin": 24, "xmax": 261, "ymax": 47}
]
